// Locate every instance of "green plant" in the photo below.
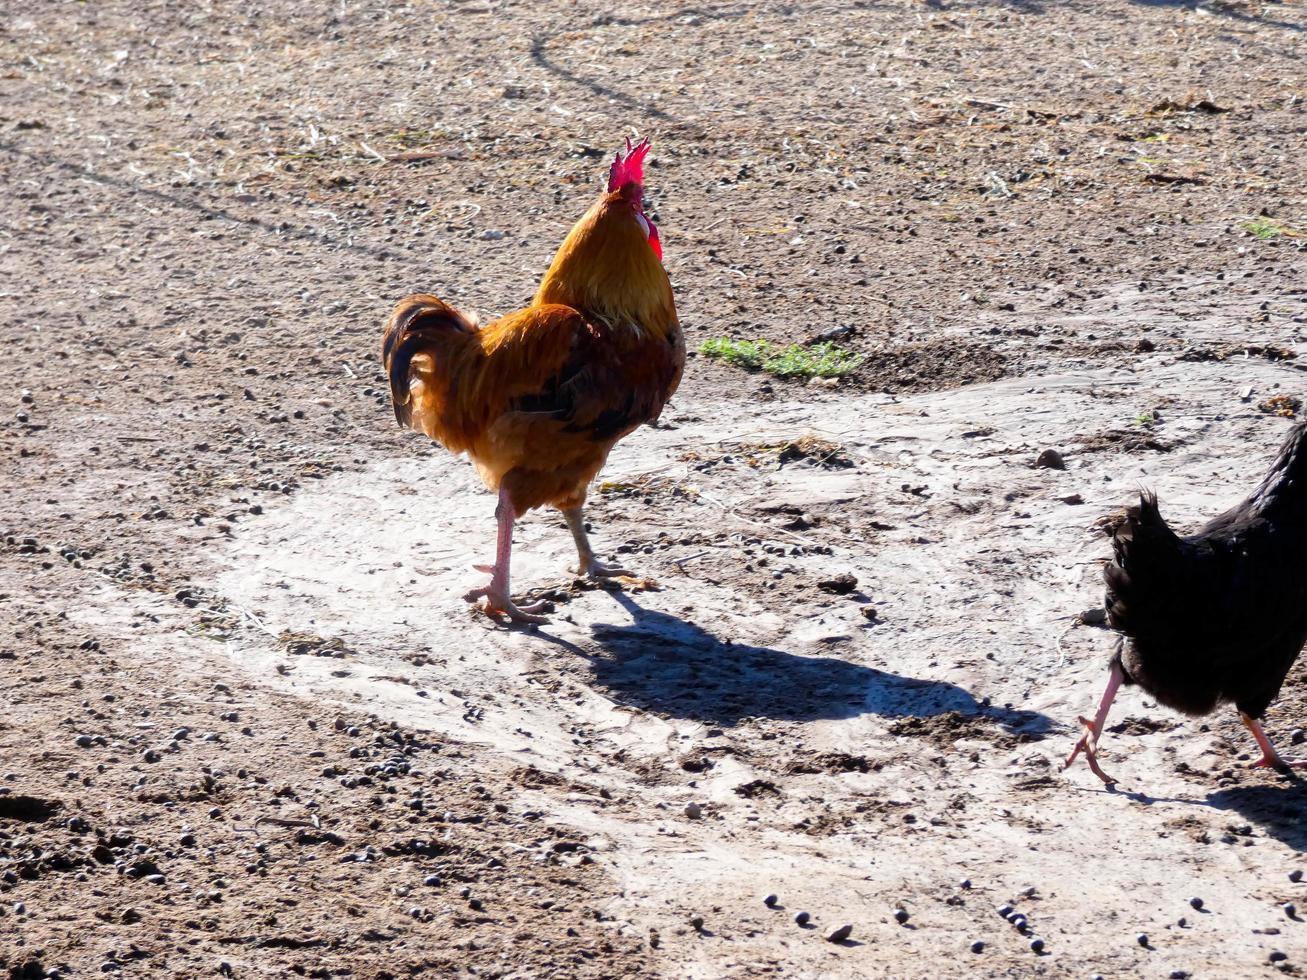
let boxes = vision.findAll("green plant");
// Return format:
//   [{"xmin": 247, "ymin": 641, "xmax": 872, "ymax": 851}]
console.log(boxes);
[
  {"xmin": 698, "ymin": 337, "xmax": 769, "ymax": 370},
  {"xmin": 1243, "ymin": 218, "xmax": 1297, "ymax": 240},
  {"xmin": 698, "ymin": 338, "xmax": 863, "ymax": 379}
]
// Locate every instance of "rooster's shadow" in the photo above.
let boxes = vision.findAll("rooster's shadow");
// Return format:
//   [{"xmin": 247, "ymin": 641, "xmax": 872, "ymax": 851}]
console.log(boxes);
[{"xmin": 538, "ymin": 591, "xmax": 1052, "ymax": 734}]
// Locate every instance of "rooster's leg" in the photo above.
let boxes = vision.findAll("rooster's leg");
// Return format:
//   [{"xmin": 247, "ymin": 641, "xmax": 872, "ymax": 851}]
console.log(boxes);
[
  {"xmin": 1240, "ymin": 712, "xmax": 1307, "ymax": 771},
  {"xmin": 563, "ymin": 506, "xmax": 632, "ymax": 578},
  {"xmin": 463, "ymin": 489, "xmax": 549, "ymax": 624},
  {"xmin": 1062, "ymin": 660, "xmax": 1124, "ymax": 786}
]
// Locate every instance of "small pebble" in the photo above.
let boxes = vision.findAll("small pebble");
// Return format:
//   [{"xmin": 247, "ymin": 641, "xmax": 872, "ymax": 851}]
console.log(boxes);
[
  {"xmin": 1137, "ymin": 933, "xmax": 1149, "ymax": 947},
  {"xmin": 1029, "ymin": 937, "xmax": 1045, "ymax": 954},
  {"xmin": 1169, "ymin": 971, "xmax": 1190, "ymax": 979},
  {"xmin": 970, "ymin": 940, "xmax": 984, "ymax": 953},
  {"xmin": 763, "ymin": 894, "xmax": 778, "ymax": 908},
  {"xmin": 1270, "ymin": 951, "xmax": 1288, "ymax": 963},
  {"xmin": 1290, "ymin": 870, "xmax": 1304, "ymax": 883},
  {"xmin": 894, "ymin": 908, "xmax": 910, "ymax": 925},
  {"xmin": 997, "ymin": 904, "xmax": 1013, "ymax": 918},
  {"xmin": 1283, "ymin": 902, "xmax": 1297, "ymax": 919},
  {"xmin": 423, "ymin": 875, "xmax": 441, "ymax": 887},
  {"xmin": 959, "ymin": 878, "xmax": 972, "ymax": 890},
  {"xmin": 1189, "ymin": 896, "xmax": 1204, "ymax": 910},
  {"xmin": 1292, "ymin": 729, "xmax": 1305, "ymax": 745},
  {"xmin": 684, "ymin": 802, "xmax": 702, "ymax": 820},
  {"xmin": 74, "ymin": 734, "xmax": 94, "ymax": 748},
  {"xmin": 794, "ymin": 911, "xmax": 810, "ymax": 926},
  {"xmin": 827, "ymin": 924, "xmax": 853, "ymax": 943},
  {"xmin": 689, "ymin": 915, "xmax": 704, "ymax": 930}
]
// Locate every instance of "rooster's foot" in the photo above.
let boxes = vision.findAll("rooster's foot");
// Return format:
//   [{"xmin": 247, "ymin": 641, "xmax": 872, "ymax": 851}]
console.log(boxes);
[
  {"xmin": 575, "ymin": 557, "xmax": 633, "ymax": 579},
  {"xmin": 462, "ymin": 586, "xmax": 550, "ymax": 625}
]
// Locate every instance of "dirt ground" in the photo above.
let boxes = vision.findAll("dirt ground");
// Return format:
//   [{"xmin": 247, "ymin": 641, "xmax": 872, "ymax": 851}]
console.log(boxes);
[{"xmin": 3, "ymin": 0, "xmax": 1307, "ymax": 977}]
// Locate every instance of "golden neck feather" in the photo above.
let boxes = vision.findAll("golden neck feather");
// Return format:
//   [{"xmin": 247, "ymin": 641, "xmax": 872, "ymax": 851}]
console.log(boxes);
[{"xmin": 533, "ymin": 191, "xmax": 677, "ymax": 338}]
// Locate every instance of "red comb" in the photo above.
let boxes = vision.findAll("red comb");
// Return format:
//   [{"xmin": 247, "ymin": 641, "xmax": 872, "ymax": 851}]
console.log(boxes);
[{"xmin": 607, "ymin": 136, "xmax": 651, "ymax": 192}]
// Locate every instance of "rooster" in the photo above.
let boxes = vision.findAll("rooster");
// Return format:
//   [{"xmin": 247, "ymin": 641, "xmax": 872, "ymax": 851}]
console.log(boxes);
[
  {"xmin": 1064, "ymin": 420, "xmax": 1307, "ymax": 785},
  {"xmin": 382, "ymin": 138, "xmax": 682, "ymax": 623}
]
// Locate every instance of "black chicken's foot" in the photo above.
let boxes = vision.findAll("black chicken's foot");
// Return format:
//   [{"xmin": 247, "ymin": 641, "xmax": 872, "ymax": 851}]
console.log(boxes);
[
  {"xmin": 1064, "ymin": 715, "xmax": 1119, "ymax": 786},
  {"xmin": 1062, "ymin": 660, "xmax": 1124, "ymax": 786},
  {"xmin": 1242, "ymin": 712, "xmax": 1307, "ymax": 772},
  {"xmin": 1252, "ymin": 754, "xmax": 1307, "ymax": 772}
]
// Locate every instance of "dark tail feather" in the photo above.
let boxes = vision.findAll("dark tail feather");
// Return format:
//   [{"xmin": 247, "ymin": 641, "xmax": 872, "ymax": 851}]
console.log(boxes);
[
  {"xmin": 1103, "ymin": 490, "xmax": 1184, "ymax": 637},
  {"xmin": 381, "ymin": 294, "xmax": 475, "ymax": 429}
]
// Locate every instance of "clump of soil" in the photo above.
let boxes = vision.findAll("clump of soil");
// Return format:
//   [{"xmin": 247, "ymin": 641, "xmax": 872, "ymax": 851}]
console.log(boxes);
[
  {"xmin": 1073, "ymin": 428, "xmax": 1177, "ymax": 454},
  {"xmin": 888, "ymin": 712, "xmax": 1016, "ymax": 750},
  {"xmin": 855, "ymin": 340, "xmax": 1010, "ymax": 393},
  {"xmin": 1181, "ymin": 343, "xmax": 1297, "ymax": 363}
]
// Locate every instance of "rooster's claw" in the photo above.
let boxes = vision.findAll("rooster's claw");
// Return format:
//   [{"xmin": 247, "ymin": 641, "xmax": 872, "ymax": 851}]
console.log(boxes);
[
  {"xmin": 576, "ymin": 557, "xmax": 633, "ymax": 579},
  {"xmin": 463, "ymin": 586, "xmax": 550, "ymax": 625}
]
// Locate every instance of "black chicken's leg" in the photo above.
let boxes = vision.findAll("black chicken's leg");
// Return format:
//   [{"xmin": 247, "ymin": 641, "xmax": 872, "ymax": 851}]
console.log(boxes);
[
  {"xmin": 1063, "ymin": 660, "xmax": 1125, "ymax": 785},
  {"xmin": 1240, "ymin": 712, "xmax": 1307, "ymax": 771}
]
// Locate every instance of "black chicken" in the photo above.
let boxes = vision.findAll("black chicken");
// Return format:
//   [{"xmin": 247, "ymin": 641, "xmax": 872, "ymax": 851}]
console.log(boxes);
[{"xmin": 1064, "ymin": 420, "xmax": 1307, "ymax": 785}]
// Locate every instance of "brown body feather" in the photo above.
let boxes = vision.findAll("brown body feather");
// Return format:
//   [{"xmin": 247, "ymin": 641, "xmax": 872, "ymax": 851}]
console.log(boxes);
[{"xmin": 382, "ymin": 186, "xmax": 683, "ymax": 515}]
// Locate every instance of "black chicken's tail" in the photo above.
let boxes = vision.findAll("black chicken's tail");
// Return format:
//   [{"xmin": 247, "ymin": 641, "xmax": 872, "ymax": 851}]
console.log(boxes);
[
  {"xmin": 381, "ymin": 294, "xmax": 477, "ymax": 432},
  {"xmin": 1103, "ymin": 491, "xmax": 1187, "ymax": 641}
]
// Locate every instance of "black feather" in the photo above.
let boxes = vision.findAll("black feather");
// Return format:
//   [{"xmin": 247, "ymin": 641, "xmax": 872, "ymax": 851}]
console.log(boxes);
[
  {"xmin": 1106, "ymin": 420, "xmax": 1307, "ymax": 720},
  {"xmin": 381, "ymin": 297, "xmax": 473, "ymax": 428}
]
